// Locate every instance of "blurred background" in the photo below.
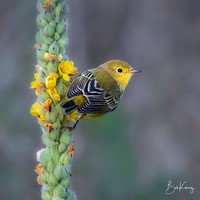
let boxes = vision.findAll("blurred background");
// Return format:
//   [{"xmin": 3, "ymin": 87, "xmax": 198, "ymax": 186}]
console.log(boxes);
[{"xmin": 0, "ymin": 0, "xmax": 200, "ymax": 199}]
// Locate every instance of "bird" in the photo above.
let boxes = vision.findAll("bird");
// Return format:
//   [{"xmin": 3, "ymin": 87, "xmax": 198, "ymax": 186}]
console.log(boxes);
[{"xmin": 61, "ymin": 60, "xmax": 141, "ymax": 130}]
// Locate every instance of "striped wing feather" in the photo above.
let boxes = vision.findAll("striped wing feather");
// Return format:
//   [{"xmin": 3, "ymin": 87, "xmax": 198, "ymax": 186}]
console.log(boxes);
[{"xmin": 67, "ymin": 70, "xmax": 118, "ymax": 114}]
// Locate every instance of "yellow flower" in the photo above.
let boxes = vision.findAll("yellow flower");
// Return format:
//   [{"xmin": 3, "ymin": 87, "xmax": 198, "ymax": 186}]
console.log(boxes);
[
  {"xmin": 30, "ymin": 102, "xmax": 42, "ymax": 116},
  {"xmin": 38, "ymin": 113, "xmax": 46, "ymax": 122},
  {"xmin": 37, "ymin": 176, "xmax": 43, "ymax": 185},
  {"xmin": 67, "ymin": 145, "xmax": 75, "ymax": 156},
  {"xmin": 46, "ymin": 88, "xmax": 60, "ymax": 101},
  {"xmin": 45, "ymin": 73, "xmax": 59, "ymax": 89},
  {"xmin": 43, "ymin": 99, "xmax": 52, "ymax": 111},
  {"xmin": 30, "ymin": 102, "xmax": 46, "ymax": 122},
  {"xmin": 30, "ymin": 73, "xmax": 45, "ymax": 96},
  {"xmin": 58, "ymin": 60, "xmax": 78, "ymax": 81},
  {"xmin": 43, "ymin": 123, "xmax": 53, "ymax": 132},
  {"xmin": 66, "ymin": 110, "xmax": 77, "ymax": 123},
  {"xmin": 44, "ymin": 53, "xmax": 56, "ymax": 62},
  {"xmin": 34, "ymin": 164, "xmax": 44, "ymax": 174},
  {"xmin": 30, "ymin": 73, "xmax": 39, "ymax": 89},
  {"xmin": 34, "ymin": 43, "xmax": 40, "ymax": 49}
]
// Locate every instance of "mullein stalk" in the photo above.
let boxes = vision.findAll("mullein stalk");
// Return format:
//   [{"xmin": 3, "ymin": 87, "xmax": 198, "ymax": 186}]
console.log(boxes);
[{"xmin": 30, "ymin": 0, "xmax": 77, "ymax": 199}]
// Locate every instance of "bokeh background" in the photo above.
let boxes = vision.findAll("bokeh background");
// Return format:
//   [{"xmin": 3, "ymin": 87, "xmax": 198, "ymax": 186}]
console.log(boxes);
[{"xmin": 0, "ymin": 0, "xmax": 200, "ymax": 199}]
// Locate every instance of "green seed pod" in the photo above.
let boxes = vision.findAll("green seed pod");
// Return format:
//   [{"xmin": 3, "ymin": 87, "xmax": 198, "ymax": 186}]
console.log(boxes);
[
  {"xmin": 42, "ymin": 191, "xmax": 52, "ymax": 200},
  {"xmin": 47, "ymin": 62, "xmax": 58, "ymax": 73},
  {"xmin": 57, "ymin": 37, "xmax": 68, "ymax": 49},
  {"xmin": 37, "ymin": 15, "xmax": 48, "ymax": 29},
  {"xmin": 54, "ymin": 32, "xmax": 60, "ymax": 41},
  {"xmin": 47, "ymin": 160, "xmax": 55, "ymax": 173},
  {"xmin": 48, "ymin": 174, "xmax": 58, "ymax": 186},
  {"xmin": 60, "ymin": 130, "xmax": 70, "ymax": 145},
  {"xmin": 54, "ymin": 3, "xmax": 62, "ymax": 22},
  {"xmin": 44, "ymin": 24, "xmax": 55, "ymax": 37},
  {"xmin": 49, "ymin": 42, "xmax": 60, "ymax": 55},
  {"xmin": 40, "ymin": 171, "xmax": 49, "ymax": 184},
  {"xmin": 56, "ymin": 21, "xmax": 65, "ymax": 35},
  {"xmin": 45, "ymin": 12, "xmax": 55, "ymax": 23},
  {"xmin": 58, "ymin": 143, "xmax": 66, "ymax": 153},
  {"xmin": 36, "ymin": 31, "xmax": 45, "ymax": 46},
  {"xmin": 54, "ymin": 165, "xmax": 67, "ymax": 180}
]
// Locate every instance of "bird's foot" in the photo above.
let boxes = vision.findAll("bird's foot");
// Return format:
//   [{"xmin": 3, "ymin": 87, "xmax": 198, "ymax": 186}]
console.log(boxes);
[{"xmin": 67, "ymin": 126, "xmax": 75, "ymax": 132}]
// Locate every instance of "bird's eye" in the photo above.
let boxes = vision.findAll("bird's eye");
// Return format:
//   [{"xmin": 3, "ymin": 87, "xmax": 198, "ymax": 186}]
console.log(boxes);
[{"xmin": 117, "ymin": 68, "xmax": 123, "ymax": 73}]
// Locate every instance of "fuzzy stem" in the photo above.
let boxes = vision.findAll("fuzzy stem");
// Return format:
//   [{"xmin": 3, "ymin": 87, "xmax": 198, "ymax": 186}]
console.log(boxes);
[{"xmin": 31, "ymin": 0, "xmax": 76, "ymax": 199}]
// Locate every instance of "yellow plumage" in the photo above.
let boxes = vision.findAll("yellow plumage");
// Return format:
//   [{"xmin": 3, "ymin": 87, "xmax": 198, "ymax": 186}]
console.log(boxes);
[{"xmin": 61, "ymin": 60, "xmax": 141, "ymax": 130}]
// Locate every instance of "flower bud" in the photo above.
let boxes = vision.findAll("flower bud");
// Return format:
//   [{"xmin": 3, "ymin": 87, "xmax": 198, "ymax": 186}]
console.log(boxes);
[
  {"xmin": 44, "ymin": 24, "xmax": 55, "ymax": 37},
  {"xmin": 49, "ymin": 130, "xmax": 60, "ymax": 141},
  {"xmin": 49, "ymin": 42, "xmax": 60, "ymax": 55},
  {"xmin": 42, "ymin": 190, "xmax": 52, "ymax": 200},
  {"xmin": 57, "ymin": 37, "xmax": 68, "ymax": 49},
  {"xmin": 40, "ymin": 171, "xmax": 49, "ymax": 184},
  {"xmin": 42, "ymin": 44, "xmax": 49, "ymax": 51},
  {"xmin": 37, "ymin": 15, "xmax": 47, "ymax": 29},
  {"xmin": 50, "ymin": 21, "xmax": 56, "ymax": 28},
  {"xmin": 58, "ymin": 143, "xmax": 66, "ymax": 153},
  {"xmin": 40, "ymin": 148, "xmax": 51, "ymax": 166},
  {"xmin": 57, "ymin": 54, "xmax": 63, "ymax": 62},
  {"xmin": 41, "ymin": 132, "xmax": 58, "ymax": 147},
  {"xmin": 44, "ymin": 37, "xmax": 54, "ymax": 45},
  {"xmin": 46, "ymin": 111, "xmax": 58, "ymax": 124},
  {"xmin": 51, "ymin": 148, "xmax": 60, "ymax": 166},
  {"xmin": 36, "ymin": 31, "xmax": 45, "ymax": 45},
  {"xmin": 66, "ymin": 190, "xmax": 77, "ymax": 200},
  {"xmin": 63, "ymin": 154, "xmax": 71, "ymax": 166},
  {"xmin": 39, "ymin": 92, "xmax": 50, "ymax": 103},
  {"xmin": 54, "ymin": 32, "xmax": 60, "ymax": 41},
  {"xmin": 54, "ymin": 3, "xmax": 62, "ymax": 22},
  {"xmin": 48, "ymin": 174, "xmax": 58, "ymax": 186},
  {"xmin": 47, "ymin": 160, "xmax": 55, "ymax": 173},
  {"xmin": 45, "ymin": 12, "xmax": 55, "ymax": 23},
  {"xmin": 56, "ymin": 21, "xmax": 65, "ymax": 35},
  {"xmin": 54, "ymin": 165, "xmax": 67, "ymax": 180},
  {"xmin": 47, "ymin": 62, "xmax": 58, "ymax": 73},
  {"xmin": 60, "ymin": 130, "xmax": 70, "ymax": 145},
  {"xmin": 53, "ymin": 184, "xmax": 67, "ymax": 198},
  {"xmin": 56, "ymin": 82, "xmax": 66, "ymax": 97}
]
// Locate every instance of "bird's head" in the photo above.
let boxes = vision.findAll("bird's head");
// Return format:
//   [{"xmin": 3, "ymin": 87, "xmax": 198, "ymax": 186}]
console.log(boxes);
[{"xmin": 101, "ymin": 60, "xmax": 141, "ymax": 91}]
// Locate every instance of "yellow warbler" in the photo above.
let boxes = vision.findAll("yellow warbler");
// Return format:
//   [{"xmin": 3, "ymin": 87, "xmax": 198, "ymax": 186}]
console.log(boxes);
[{"xmin": 61, "ymin": 60, "xmax": 141, "ymax": 130}]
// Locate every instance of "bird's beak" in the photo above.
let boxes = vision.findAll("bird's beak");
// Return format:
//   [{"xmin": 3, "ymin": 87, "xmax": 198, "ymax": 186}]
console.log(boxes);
[{"xmin": 130, "ymin": 68, "xmax": 141, "ymax": 74}]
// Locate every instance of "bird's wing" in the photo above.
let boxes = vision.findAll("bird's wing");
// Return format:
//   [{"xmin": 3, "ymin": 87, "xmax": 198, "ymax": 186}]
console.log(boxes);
[
  {"xmin": 67, "ymin": 70, "xmax": 119, "ymax": 114},
  {"xmin": 67, "ymin": 70, "xmax": 94, "ymax": 98}
]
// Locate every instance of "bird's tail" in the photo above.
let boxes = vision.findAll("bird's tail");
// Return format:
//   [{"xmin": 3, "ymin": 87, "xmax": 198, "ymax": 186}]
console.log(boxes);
[{"xmin": 61, "ymin": 99, "xmax": 78, "ymax": 115}]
